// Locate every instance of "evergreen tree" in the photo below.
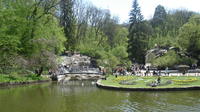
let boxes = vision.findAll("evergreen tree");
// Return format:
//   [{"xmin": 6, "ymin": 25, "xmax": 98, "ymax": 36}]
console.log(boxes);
[
  {"xmin": 129, "ymin": 0, "xmax": 143, "ymax": 28},
  {"xmin": 152, "ymin": 5, "xmax": 167, "ymax": 27},
  {"xmin": 60, "ymin": 0, "xmax": 77, "ymax": 51},
  {"xmin": 128, "ymin": 0, "xmax": 147, "ymax": 64}
]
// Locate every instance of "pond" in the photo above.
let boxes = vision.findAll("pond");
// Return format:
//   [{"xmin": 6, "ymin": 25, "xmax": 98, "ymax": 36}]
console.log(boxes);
[{"xmin": 0, "ymin": 81, "xmax": 200, "ymax": 112}]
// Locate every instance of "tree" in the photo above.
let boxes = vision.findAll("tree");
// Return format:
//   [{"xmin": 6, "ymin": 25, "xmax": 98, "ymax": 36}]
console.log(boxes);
[
  {"xmin": 128, "ymin": 0, "xmax": 148, "ymax": 64},
  {"xmin": 152, "ymin": 5, "xmax": 167, "ymax": 28},
  {"xmin": 73, "ymin": 0, "xmax": 86, "ymax": 43},
  {"xmin": 129, "ymin": 0, "xmax": 143, "ymax": 27},
  {"xmin": 152, "ymin": 51, "xmax": 181, "ymax": 68},
  {"xmin": 0, "ymin": 0, "xmax": 66, "ymax": 75},
  {"xmin": 60, "ymin": 0, "xmax": 77, "ymax": 51},
  {"xmin": 102, "ymin": 16, "xmax": 119, "ymax": 48},
  {"xmin": 148, "ymin": 9, "xmax": 194, "ymax": 50},
  {"xmin": 165, "ymin": 10, "xmax": 194, "ymax": 37},
  {"xmin": 0, "ymin": 0, "xmax": 28, "ymax": 73},
  {"xmin": 177, "ymin": 15, "xmax": 200, "ymax": 65}
]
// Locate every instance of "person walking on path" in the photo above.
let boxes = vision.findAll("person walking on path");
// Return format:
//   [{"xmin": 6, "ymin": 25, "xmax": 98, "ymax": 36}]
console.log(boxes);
[{"xmin": 165, "ymin": 67, "xmax": 169, "ymax": 76}]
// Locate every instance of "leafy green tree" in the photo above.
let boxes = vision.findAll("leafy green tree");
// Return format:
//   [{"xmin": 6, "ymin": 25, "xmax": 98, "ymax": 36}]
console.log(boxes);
[
  {"xmin": 147, "ymin": 34, "xmax": 177, "ymax": 49},
  {"xmin": 177, "ymin": 15, "xmax": 200, "ymax": 65},
  {"xmin": 102, "ymin": 16, "xmax": 119, "ymax": 48},
  {"xmin": 111, "ymin": 46, "xmax": 129, "ymax": 65},
  {"xmin": 165, "ymin": 10, "xmax": 194, "ymax": 37},
  {"xmin": 152, "ymin": 51, "xmax": 181, "ymax": 68},
  {"xmin": 0, "ymin": 0, "xmax": 65, "ymax": 75},
  {"xmin": 151, "ymin": 50, "xmax": 196, "ymax": 68},
  {"xmin": 114, "ymin": 27, "xmax": 129, "ymax": 47},
  {"xmin": 0, "ymin": 0, "xmax": 27, "ymax": 73}
]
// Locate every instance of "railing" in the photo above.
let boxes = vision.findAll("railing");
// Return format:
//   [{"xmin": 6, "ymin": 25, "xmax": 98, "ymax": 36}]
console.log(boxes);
[{"xmin": 58, "ymin": 67, "xmax": 101, "ymax": 75}]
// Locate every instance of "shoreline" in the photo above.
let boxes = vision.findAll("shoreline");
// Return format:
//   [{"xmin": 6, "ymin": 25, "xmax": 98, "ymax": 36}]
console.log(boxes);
[
  {"xmin": 96, "ymin": 80, "xmax": 200, "ymax": 91},
  {"xmin": 0, "ymin": 80, "xmax": 51, "ymax": 87}
]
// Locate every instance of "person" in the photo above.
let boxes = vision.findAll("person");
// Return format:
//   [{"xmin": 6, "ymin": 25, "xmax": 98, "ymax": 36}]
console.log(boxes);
[
  {"xmin": 153, "ymin": 71, "xmax": 156, "ymax": 76},
  {"xmin": 122, "ymin": 68, "xmax": 126, "ymax": 75},
  {"xmin": 159, "ymin": 70, "xmax": 161, "ymax": 76},
  {"xmin": 151, "ymin": 81, "xmax": 157, "ymax": 87},
  {"xmin": 157, "ymin": 76, "xmax": 161, "ymax": 84},
  {"xmin": 165, "ymin": 67, "xmax": 169, "ymax": 76},
  {"xmin": 102, "ymin": 68, "xmax": 106, "ymax": 75},
  {"xmin": 145, "ymin": 71, "xmax": 147, "ymax": 76},
  {"xmin": 131, "ymin": 69, "xmax": 135, "ymax": 75},
  {"xmin": 48, "ymin": 69, "xmax": 53, "ymax": 75}
]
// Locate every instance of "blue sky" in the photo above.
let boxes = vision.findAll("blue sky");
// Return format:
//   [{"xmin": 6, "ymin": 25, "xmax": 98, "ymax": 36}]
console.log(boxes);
[{"xmin": 86, "ymin": 0, "xmax": 200, "ymax": 23}]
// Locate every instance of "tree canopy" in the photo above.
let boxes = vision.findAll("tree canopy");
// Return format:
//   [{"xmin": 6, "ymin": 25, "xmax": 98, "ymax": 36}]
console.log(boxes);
[{"xmin": 0, "ymin": 0, "xmax": 200, "ymax": 75}]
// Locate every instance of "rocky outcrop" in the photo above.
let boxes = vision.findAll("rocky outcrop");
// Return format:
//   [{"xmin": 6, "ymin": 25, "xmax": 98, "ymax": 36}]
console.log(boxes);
[
  {"xmin": 145, "ymin": 46, "xmax": 181, "ymax": 66},
  {"xmin": 58, "ymin": 54, "xmax": 100, "ymax": 75}
]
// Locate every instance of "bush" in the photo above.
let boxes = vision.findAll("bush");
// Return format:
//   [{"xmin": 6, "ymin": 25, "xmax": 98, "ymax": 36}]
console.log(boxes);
[
  {"xmin": 25, "ymin": 74, "xmax": 42, "ymax": 80},
  {"xmin": 152, "ymin": 51, "xmax": 181, "ymax": 67}
]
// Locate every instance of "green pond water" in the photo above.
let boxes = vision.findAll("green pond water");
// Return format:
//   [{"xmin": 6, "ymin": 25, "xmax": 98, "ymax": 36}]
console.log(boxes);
[{"xmin": 0, "ymin": 81, "xmax": 200, "ymax": 112}]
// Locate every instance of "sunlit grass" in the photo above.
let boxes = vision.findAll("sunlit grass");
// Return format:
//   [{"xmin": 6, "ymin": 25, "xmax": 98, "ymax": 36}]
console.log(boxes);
[{"xmin": 101, "ymin": 75, "xmax": 200, "ymax": 88}]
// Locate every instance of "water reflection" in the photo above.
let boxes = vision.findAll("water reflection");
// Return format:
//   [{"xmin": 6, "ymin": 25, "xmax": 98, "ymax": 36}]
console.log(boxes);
[{"xmin": 0, "ymin": 81, "xmax": 200, "ymax": 112}]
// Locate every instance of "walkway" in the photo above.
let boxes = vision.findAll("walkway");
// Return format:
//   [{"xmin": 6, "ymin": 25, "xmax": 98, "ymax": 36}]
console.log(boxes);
[{"xmin": 134, "ymin": 70, "xmax": 200, "ymax": 76}]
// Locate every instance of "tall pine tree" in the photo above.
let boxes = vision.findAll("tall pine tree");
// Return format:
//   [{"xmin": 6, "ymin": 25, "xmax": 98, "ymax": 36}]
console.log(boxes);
[
  {"xmin": 151, "ymin": 5, "xmax": 167, "ymax": 36},
  {"xmin": 60, "ymin": 0, "xmax": 77, "ymax": 51},
  {"xmin": 128, "ymin": 0, "xmax": 147, "ymax": 64},
  {"xmin": 152, "ymin": 5, "xmax": 166, "ymax": 27}
]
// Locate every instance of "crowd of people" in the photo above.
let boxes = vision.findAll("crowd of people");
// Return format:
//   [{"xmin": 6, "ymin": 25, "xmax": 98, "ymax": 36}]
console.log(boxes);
[
  {"xmin": 113, "ymin": 64, "xmax": 148, "ymax": 76},
  {"xmin": 112, "ymin": 64, "xmax": 199, "ymax": 76}
]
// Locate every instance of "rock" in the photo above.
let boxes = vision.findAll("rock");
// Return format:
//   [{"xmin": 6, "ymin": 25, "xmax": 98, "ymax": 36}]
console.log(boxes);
[
  {"xmin": 57, "ymin": 75, "xmax": 66, "ymax": 82},
  {"xmin": 91, "ymin": 81, "xmax": 96, "ymax": 85},
  {"xmin": 63, "ymin": 77, "xmax": 71, "ymax": 83},
  {"xmin": 51, "ymin": 75, "xmax": 58, "ymax": 81}
]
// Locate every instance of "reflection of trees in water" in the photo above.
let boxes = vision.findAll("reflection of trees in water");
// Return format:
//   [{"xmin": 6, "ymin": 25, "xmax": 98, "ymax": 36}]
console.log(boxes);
[
  {"xmin": 0, "ymin": 83, "xmax": 67, "ymax": 112},
  {"xmin": 57, "ymin": 81, "xmax": 97, "ymax": 95},
  {"xmin": 55, "ymin": 81, "xmax": 128, "ymax": 112},
  {"xmin": 53, "ymin": 81, "xmax": 98, "ymax": 112},
  {"xmin": 1, "ymin": 83, "xmax": 200, "ymax": 112}
]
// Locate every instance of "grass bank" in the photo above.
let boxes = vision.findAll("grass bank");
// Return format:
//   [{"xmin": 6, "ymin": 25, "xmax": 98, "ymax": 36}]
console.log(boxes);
[
  {"xmin": 0, "ymin": 74, "xmax": 50, "ymax": 86},
  {"xmin": 100, "ymin": 75, "xmax": 200, "ymax": 89}
]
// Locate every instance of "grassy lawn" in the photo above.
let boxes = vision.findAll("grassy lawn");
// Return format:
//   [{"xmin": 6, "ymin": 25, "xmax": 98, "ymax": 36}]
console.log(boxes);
[
  {"xmin": 100, "ymin": 75, "xmax": 200, "ymax": 88},
  {"xmin": 0, "ymin": 74, "xmax": 48, "ymax": 83}
]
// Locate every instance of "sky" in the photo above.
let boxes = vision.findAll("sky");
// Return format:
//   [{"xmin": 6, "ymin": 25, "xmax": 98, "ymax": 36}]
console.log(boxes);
[{"xmin": 86, "ymin": 0, "xmax": 200, "ymax": 23}]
